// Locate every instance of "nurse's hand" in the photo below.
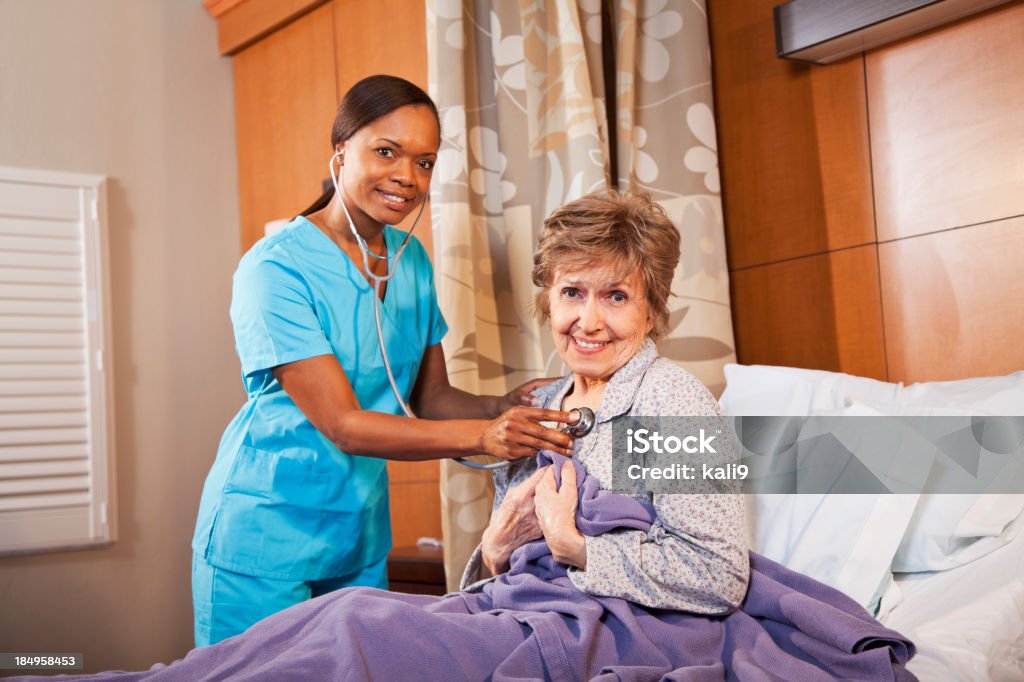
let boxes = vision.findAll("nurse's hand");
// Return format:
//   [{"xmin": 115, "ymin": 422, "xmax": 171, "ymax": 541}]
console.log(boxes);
[
  {"xmin": 481, "ymin": 467, "xmax": 545, "ymax": 575},
  {"xmin": 481, "ymin": 407, "xmax": 577, "ymax": 460},
  {"xmin": 494, "ymin": 377, "xmax": 562, "ymax": 414}
]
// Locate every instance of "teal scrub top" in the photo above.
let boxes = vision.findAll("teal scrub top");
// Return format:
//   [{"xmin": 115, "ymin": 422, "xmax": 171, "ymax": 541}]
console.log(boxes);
[{"xmin": 192, "ymin": 216, "xmax": 447, "ymax": 581}]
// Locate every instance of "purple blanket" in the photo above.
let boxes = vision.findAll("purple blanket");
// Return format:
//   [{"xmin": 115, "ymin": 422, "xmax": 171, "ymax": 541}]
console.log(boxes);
[{"xmin": 29, "ymin": 454, "xmax": 916, "ymax": 681}]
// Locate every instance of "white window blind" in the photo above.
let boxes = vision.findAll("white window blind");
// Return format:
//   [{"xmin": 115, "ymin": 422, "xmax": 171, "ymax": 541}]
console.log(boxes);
[{"xmin": 0, "ymin": 166, "xmax": 115, "ymax": 555}]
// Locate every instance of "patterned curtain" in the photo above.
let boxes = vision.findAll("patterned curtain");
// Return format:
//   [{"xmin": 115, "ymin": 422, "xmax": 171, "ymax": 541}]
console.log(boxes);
[{"xmin": 427, "ymin": 0, "xmax": 735, "ymax": 590}]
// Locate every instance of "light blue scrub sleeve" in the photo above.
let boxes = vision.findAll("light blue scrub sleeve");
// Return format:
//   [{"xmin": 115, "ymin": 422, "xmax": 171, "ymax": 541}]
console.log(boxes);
[{"xmin": 230, "ymin": 255, "xmax": 334, "ymax": 378}]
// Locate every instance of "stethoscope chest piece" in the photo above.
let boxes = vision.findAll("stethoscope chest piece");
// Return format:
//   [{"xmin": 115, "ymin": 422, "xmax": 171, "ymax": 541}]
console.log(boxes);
[{"xmin": 564, "ymin": 407, "xmax": 596, "ymax": 438}]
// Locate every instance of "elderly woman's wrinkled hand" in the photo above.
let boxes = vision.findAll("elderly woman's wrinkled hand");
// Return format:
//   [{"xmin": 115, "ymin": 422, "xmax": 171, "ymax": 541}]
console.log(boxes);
[
  {"xmin": 481, "ymin": 467, "xmax": 546, "ymax": 576},
  {"xmin": 535, "ymin": 462, "xmax": 587, "ymax": 570}
]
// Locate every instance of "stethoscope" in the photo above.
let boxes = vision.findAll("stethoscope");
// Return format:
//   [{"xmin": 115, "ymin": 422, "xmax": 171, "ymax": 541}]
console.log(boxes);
[{"xmin": 329, "ymin": 151, "xmax": 595, "ymax": 469}]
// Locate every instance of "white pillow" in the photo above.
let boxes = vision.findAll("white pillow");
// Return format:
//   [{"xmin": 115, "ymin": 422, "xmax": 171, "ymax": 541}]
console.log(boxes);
[
  {"xmin": 719, "ymin": 364, "xmax": 899, "ymax": 416},
  {"xmin": 860, "ymin": 402, "xmax": 1024, "ymax": 572},
  {"xmin": 894, "ymin": 493, "xmax": 1024, "ymax": 571},
  {"xmin": 740, "ymin": 400, "xmax": 927, "ymax": 610},
  {"xmin": 745, "ymin": 492, "xmax": 918, "ymax": 610},
  {"xmin": 721, "ymin": 363, "xmax": 1024, "ymax": 416},
  {"xmin": 898, "ymin": 371, "xmax": 1024, "ymax": 415},
  {"xmin": 722, "ymin": 363, "xmax": 1024, "ymax": 574}
]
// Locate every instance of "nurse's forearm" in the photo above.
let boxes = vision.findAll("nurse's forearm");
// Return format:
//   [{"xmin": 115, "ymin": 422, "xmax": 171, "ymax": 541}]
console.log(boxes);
[
  {"xmin": 273, "ymin": 355, "xmax": 573, "ymax": 461},
  {"xmin": 328, "ymin": 407, "xmax": 574, "ymax": 462},
  {"xmin": 412, "ymin": 384, "xmax": 500, "ymax": 420},
  {"xmin": 329, "ymin": 410, "xmax": 486, "ymax": 460},
  {"xmin": 409, "ymin": 345, "xmax": 502, "ymax": 419}
]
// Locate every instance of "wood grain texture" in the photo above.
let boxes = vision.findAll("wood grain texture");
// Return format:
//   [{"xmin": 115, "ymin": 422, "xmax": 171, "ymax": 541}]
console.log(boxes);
[
  {"xmin": 332, "ymin": 0, "xmax": 429, "ymax": 94},
  {"xmin": 880, "ymin": 217, "xmax": 1024, "ymax": 383},
  {"xmin": 387, "ymin": 545, "xmax": 445, "ymax": 595},
  {"xmin": 730, "ymin": 246, "xmax": 887, "ymax": 379},
  {"xmin": 867, "ymin": 1, "xmax": 1024, "ymax": 241},
  {"xmin": 388, "ymin": 480, "xmax": 442, "ymax": 547},
  {"xmin": 387, "ymin": 459, "xmax": 439, "ymax": 484},
  {"xmin": 709, "ymin": 0, "xmax": 875, "ymax": 270},
  {"xmin": 214, "ymin": 0, "xmax": 328, "ymax": 55},
  {"xmin": 233, "ymin": 4, "xmax": 337, "ymax": 251}
]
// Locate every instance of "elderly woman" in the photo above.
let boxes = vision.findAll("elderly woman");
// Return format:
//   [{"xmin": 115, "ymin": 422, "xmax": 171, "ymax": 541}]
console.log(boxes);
[
  {"xmin": 31, "ymin": 191, "xmax": 915, "ymax": 682},
  {"xmin": 462, "ymin": 190, "xmax": 750, "ymax": 615}
]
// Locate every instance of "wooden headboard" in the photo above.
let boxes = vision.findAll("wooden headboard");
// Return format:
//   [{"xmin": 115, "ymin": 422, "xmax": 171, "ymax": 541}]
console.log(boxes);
[{"xmin": 709, "ymin": 0, "xmax": 1024, "ymax": 384}]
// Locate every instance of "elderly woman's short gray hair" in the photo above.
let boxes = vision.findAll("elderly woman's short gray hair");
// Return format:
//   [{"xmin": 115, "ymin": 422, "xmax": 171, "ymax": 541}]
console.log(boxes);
[{"xmin": 532, "ymin": 190, "xmax": 681, "ymax": 339}]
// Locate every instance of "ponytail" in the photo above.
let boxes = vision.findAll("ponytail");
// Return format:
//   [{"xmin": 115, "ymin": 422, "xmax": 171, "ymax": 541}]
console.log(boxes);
[{"xmin": 299, "ymin": 188, "xmax": 333, "ymax": 217}]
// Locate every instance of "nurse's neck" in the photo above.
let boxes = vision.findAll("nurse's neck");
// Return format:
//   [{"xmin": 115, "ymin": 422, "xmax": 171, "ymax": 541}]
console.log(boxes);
[{"xmin": 312, "ymin": 194, "xmax": 386, "ymax": 254}]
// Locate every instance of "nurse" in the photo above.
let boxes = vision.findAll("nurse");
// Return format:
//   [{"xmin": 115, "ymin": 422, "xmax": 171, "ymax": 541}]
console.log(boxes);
[{"xmin": 192, "ymin": 74, "xmax": 575, "ymax": 646}]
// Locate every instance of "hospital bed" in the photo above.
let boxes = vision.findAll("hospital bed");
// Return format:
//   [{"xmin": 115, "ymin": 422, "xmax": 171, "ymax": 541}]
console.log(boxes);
[{"xmin": 721, "ymin": 362, "xmax": 1024, "ymax": 681}]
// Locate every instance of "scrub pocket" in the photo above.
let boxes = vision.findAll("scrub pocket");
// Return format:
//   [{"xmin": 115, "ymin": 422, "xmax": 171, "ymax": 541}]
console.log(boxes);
[{"xmin": 206, "ymin": 444, "xmax": 333, "ymax": 580}]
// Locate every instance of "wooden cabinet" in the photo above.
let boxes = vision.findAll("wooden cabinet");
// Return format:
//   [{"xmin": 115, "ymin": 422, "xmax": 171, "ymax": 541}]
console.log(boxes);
[{"xmin": 206, "ymin": 0, "xmax": 442, "ymax": 552}]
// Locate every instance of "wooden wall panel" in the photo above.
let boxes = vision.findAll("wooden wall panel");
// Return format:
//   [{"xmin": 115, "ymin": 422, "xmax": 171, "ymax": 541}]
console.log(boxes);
[
  {"xmin": 868, "ymin": 1, "xmax": 1024, "ymax": 241},
  {"xmin": 233, "ymin": 3, "xmax": 338, "ymax": 250},
  {"xmin": 389, "ymin": 481, "xmax": 443, "ymax": 547},
  {"xmin": 332, "ymin": 0, "xmax": 429, "ymax": 97},
  {"xmin": 211, "ymin": 0, "xmax": 328, "ymax": 55},
  {"xmin": 709, "ymin": 0, "xmax": 875, "ymax": 270},
  {"xmin": 730, "ymin": 246, "xmax": 887, "ymax": 379},
  {"xmin": 880, "ymin": 217, "xmax": 1024, "ymax": 383},
  {"xmin": 387, "ymin": 459, "xmax": 439, "ymax": 484},
  {"xmin": 712, "ymin": 1, "xmax": 1023, "ymax": 385},
  {"xmin": 867, "ymin": 2, "xmax": 1024, "ymax": 242}
]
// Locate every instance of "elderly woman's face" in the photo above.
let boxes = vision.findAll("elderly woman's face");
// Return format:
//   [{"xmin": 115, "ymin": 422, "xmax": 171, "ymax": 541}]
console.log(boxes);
[{"xmin": 548, "ymin": 261, "xmax": 653, "ymax": 383}]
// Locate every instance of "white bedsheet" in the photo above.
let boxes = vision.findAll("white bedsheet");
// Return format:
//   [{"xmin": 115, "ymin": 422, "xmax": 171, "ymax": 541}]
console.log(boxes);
[{"xmin": 882, "ymin": 517, "xmax": 1024, "ymax": 681}]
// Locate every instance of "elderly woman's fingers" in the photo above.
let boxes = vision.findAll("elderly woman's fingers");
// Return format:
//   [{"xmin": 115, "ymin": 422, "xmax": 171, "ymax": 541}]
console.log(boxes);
[
  {"xmin": 559, "ymin": 461, "xmax": 577, "ymax": 492},
  {"xmin": 483, "ymin": 470, "xmax": 553, "ymax": 576}
]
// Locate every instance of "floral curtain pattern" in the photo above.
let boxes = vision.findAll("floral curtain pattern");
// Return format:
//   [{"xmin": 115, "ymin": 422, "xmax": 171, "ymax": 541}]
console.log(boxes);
[{"xmin": 427, "ymin": 0, "xmax": 735, "ymax": 589}]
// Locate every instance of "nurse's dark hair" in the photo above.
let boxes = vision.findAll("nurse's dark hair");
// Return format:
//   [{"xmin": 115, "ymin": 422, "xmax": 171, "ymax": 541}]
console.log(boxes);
[{"xmin": 300, "ymin": 74, "xmax": 440, "ymax": 216}]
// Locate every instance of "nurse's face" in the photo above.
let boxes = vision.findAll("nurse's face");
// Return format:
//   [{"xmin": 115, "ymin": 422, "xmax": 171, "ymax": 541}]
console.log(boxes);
[
  {"xmin": 337, "ymin": 104, "xmax": 439, "ymax": 231},
  {"xmin": 548, "ymin": 260, "xmax": 654, "ymax": 384}
]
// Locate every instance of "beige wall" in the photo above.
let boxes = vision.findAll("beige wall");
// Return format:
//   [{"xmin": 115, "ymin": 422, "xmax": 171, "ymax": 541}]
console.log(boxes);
[{"xmin": 0, "ymin": 1, "xmax": 240, "ymax": 673}]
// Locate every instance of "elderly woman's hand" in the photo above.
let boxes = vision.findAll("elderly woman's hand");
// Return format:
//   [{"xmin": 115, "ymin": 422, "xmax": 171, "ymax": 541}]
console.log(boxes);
[
  {"xmin": 535, "ymin": 461, "xmax": 587, "ymax": 570},
  {"xmin": 481, "ymin": 467, "xmax": 546, "ymax": 576}
]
